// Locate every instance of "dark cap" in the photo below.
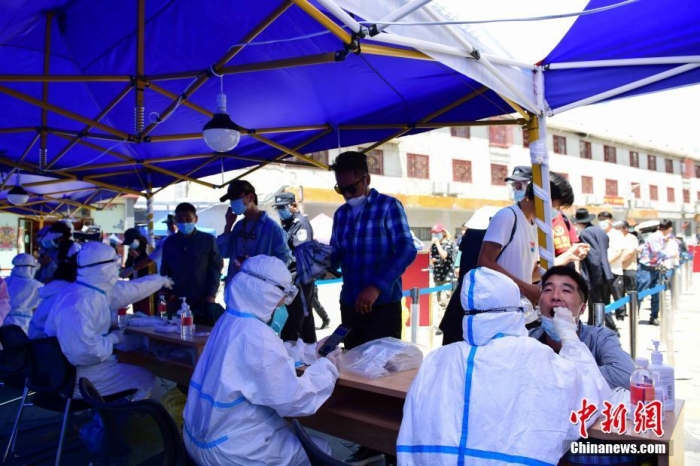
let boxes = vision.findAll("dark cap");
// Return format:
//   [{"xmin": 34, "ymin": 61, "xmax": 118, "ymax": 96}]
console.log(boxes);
[
  {"xmin": 571, "ymin": 208, "xmax": 596, "ymax": 224},
  {"xmin": 272, "ymin": 192, "xmax": 296, "ymax": 207},
  {"xmin": 220, "ymin": 179, "xmax": 256, "ymax": 202},
  {"xmin": 505, "ymin": 165, "xmax": 532, "ymax": 182},
  {"xmin": 123, "ymin": 228, "xmax": 141, "ymax": 246}
]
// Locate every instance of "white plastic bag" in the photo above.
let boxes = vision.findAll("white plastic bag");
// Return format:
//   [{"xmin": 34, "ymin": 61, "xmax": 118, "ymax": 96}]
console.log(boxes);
[{"xmin": 340, "ymin": 337, "xmax": 423, "ymax": 379}]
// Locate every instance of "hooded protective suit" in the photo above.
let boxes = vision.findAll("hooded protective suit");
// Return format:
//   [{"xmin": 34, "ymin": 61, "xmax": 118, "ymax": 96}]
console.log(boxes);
[
  {"xmin": 0, "ymin": 278, "xmax": 9, "ymax": 327},
  {"xmin": 29, "ymin": 280, "xmax": 72, "ymax": 339},
  {"xmin": 397, "ymin": 268, "xmax": 611, "ymax": 466},
  {"xmin": 183, "ymin": 255, "xmax": 339, "ymax": 466},
  {"xmin": 45, "ymin": 242, "xmax": 171, "ymax": 399},
  {"xmin": 4, "ymin": 254, "xmax": 43, "ymax": 334}
]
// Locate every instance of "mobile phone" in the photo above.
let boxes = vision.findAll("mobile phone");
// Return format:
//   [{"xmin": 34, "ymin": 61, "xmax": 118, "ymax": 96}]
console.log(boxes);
[{"xmin": 318, "ymin": 325, "xmax": 351, "ymax": 357}]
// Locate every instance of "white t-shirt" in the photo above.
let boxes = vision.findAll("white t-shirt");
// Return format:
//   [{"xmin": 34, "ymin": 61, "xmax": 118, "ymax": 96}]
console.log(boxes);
[
  {"xmin": 621, "ymin": 232, "xmax": 638, "ymax": 271},
  {"xmin": 483, "ymin": 204, "xmax": 537, "ymax": 283},
  {"xmin": 607, "ymin": 228, "xmax": 625, "ymax": 276}
]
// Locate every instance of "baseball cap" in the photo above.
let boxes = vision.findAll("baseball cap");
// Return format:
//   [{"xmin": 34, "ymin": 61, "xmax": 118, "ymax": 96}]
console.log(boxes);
[
  {"xmin": 220, "ymin": 179, "xmax": 256, "ymax": 202},
  {"xmin": 272, "ymin": 192, "xmax": 296, "ymax": 207},
  {"xmin": 505, "ymin": 166, "xmax": 532, "ymax": 182},
  {"xmin": 430, "ymin": 223, "xmax": 446, "ymax": 233},
  {"xmin": 123, "ymin": 228, "xmax": 140, "ymax": 246}
]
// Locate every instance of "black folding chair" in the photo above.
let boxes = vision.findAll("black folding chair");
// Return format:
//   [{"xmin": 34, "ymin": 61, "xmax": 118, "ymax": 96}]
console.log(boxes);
[
  {"xmin": 291, "ymin": 419, "xmax": 347, "ymax": 466},
  {"xmin": 78, "ymin": 377, "xmax": 188, "ymax": 466}
]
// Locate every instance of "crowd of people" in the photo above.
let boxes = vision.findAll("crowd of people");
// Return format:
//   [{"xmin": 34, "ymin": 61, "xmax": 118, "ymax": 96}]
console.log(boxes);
[{"xmin": 0, "ymin": 152, "xmax": 692, "ymax": 465}]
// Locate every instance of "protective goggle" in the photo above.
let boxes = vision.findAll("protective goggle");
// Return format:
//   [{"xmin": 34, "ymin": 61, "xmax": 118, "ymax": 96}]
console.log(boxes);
[
  {"xmin": 464, "ymin": 306, "xmax": 524, "ymax": 316},
  {"xmin": 334, "ymin": 175, "xmax": 366, "ymax": 196},
  {"xmin": 78, "ymin": 256, "xmax": 120, "ymax": 269},
  {"xmin": 507, "ymin": 180, "xmax": 527, "ymax": 191},
  {"xmin": 242, "ymin": 269, "xmax": 298, "ymax": 305}
]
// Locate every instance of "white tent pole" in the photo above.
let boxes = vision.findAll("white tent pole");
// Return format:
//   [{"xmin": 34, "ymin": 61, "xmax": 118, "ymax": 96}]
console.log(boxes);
[
  {"xmin": 532, "ymin": 66, "xmax": 554, "ymax": 269},
  {"xmin": 368, "ymin": 32, "xmax": 541, "ymax": 113},
  {"xmin": 548, "ymin": 56, "xmax": 700, "ymax": 70},
  {"xmin": 315, "ymin": 0, "xmax": 367, "ymax": 35},
  {"xmin": 372, "ymin": 0, "xmax": 434, "ymax": 34},
  {"xmin": 550, "ymin": 63, "xmax": 700, "ymax": 115}
]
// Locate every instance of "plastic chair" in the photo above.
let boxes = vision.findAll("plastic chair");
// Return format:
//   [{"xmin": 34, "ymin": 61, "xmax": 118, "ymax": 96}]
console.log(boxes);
[
  {"xmin": 0, "ymin": 325, "xmax": 32, "ymax": 464},
  {"xmin": 291, "ymin": 419, "xmax": 348, "ymax": 466},
  {"xmin": 78, "ymin": 377, "xmax": 187, "ymax": 466}
]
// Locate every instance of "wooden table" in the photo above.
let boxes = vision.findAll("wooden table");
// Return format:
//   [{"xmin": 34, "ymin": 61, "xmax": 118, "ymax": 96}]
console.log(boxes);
[{"xmin": 115, "ymin": 325, "xmax": 211, "ymax": 386}]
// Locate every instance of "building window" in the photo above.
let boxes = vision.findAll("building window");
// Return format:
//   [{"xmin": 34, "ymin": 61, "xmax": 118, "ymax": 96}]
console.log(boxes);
[
  {"xmin": 580, "ymin": 141, "xmax": 592, "ymax": 159},
  {"xmin": 412, "ymin": 227, "xmax": 431, "ymax": 241},
  {"xmin": 667, "ymin": 187, "xmax": 675, "ymax": 203},
  {"xmin": 407, "ymin": 153, "xmax": 429, "ymax": 179},
  {"xmin": 604, "ymin": 145, "xmax": 617, "ymax": 164},
  {"xmin": 650, "ymin": 185, "xmax": 658, "ymax": 201},
  {"xmin": 304, "ymin": 150, "xmax": 329, "ymax": 167},
  {"xmin": 490, "ymin": 164, "xmax": 508, "ymax": 186},
  {"xmin": 522, "ymin": 128, "xmax": 530, "ymax": 148},
  {"xmin": 631, "ymin": 183, "xmax": 641, "ymax": 199},
  {"xmin": 452, "ymin": 159, "xmax": 472, "ymax": 183},
  {"xmin": 605, "ymin": 179, "xmax": 618, "ymax": 197},
  {"xmin": 696, "ymin": 164, "xmax": 700, "ymax": 178},
  {"xmin": 553, "ymin": 135, "xmax": 567, "ymax": 155},
  {"xmin": 665, "ymin": 158, "xmax": 674, "ymax": 174},
  {"xmin": 648, "ymin": 155, "xmax": 657, "ymax": 171},
  {"xmin": 683, "ymin": 189, "xmax": 690, "ymax": 204},
  {"xmin": 697, "ymin": 191, "xmax": 700, "ymax": 202},
  {"xmin": 582, "ymin": 176, "xmax": 594, "ymax": 194},
  {"xmin": 450, "ymin": 127, "xmax": 470, "ymax": 139},
  {"xmin": 629, "ymin": 151, "xmax": 639, "ymax": 168},
  {"xmin": 363, "ymin": 149, "xmax": 384, "ymax": 175},
  {"xmin": 489, "ymin": 126, "xmax": 511, "ymax": 147}
]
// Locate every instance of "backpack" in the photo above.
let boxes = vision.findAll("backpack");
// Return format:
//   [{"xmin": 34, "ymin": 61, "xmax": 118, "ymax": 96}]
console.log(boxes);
[{"xmin": 441, "ymin": 207, "xmax": 518, "ymax": 346}]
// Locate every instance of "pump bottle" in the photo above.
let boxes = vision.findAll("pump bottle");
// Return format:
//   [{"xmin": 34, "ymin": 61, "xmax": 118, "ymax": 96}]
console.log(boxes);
[
  {"xmin": 179, "ymin": 297, "xmax": 194, "ymax": 339},
  {"xmin": 650, "ymin": 340, "xmax": 675, "ymax": 412},
  {"xmin": 630, "ymin": 358, "xmax": 655, "ymax": 412}
]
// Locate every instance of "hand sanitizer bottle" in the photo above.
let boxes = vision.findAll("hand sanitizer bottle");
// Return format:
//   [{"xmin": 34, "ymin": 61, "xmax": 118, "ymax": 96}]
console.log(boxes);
[{"xmin": 650, "ymin": 340, "xmax": 675, "ymax": 412}]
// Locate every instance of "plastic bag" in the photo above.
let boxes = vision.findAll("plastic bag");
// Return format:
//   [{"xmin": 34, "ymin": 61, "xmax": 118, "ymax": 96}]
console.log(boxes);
[{"xmin": 340, "ymin": 337, "xmax": 423, "ymax": 379}]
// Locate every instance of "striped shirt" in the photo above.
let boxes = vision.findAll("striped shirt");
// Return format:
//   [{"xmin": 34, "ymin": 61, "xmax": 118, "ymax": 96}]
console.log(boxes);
[{"xmin": 331, "ymin": 188, "xmax": 417, "ymax": 305}]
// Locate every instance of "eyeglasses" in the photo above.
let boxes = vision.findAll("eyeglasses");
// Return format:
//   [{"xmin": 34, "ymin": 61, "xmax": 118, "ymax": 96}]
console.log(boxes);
[
  {"xmin": 508, "ymin": 181, "xmax": 527, "ymax": 191},
  {"xmin": 334, "ymin": 175, "xmax": 366, "ymax": 196}
]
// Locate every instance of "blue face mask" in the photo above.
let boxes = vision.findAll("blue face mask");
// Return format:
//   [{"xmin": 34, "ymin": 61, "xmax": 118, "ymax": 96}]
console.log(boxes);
[
  {"xmin": 278, "ymin": 207, "xmax": 293, "ymax": 220},
  {"xmin": 230, "ymin": 199, "xmax": 247, "ymax": 215},
  {"xmin": 177, "ymin": 222, "xmax": 195, "ymax": 235},
  {"xmin": 269, "ymin": 305, "xmax": 289, "ymax": 335},
  {"xmin": 550, "ymin": 206, "xmax": 560, "ymax": 219},
  {"xmin": 540, "ymin": 316, "xmax": 561, "ymax": 342},
  {"xmin": 513, "ymin": 189, "xmax": 526, "ymax": 202}
]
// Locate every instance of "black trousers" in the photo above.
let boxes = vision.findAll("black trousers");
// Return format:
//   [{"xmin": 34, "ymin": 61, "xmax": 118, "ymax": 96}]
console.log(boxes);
[
  {"xmin": 340, "ymin": 301, "xmax": 402, "ymax": 350},
  {"xmin": 281, "ymin": 281, "xmax": 317, "ymax": 344},
  {"xmin": 311, "ymin": 284, "xmax": 329, "ymax": 322},
  {"xmin": 622, "ymin": 269, "xmax": 637, "ymax": 315},
  {"xmin": 610, "ymin": 274, "xmax": 625, "ymax": 318}
]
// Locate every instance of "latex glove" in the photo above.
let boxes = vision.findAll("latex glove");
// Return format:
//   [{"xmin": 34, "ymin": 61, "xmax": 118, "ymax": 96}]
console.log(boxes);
[
  {"xmin": 119, "ymin": 267, "xmax": 134, "ymax": 279},
  {"xmin": 108, "ymin": 330, "xmax": 125, "ymax": 345},
  {"xmin": 161, "ymin": 276, "xmax": 175, "ymax": 289},
  {"xmin": 323, "ymin": 348, "xmax": 343, "ymax": 370},
  {"xmin": 552, "ymin": 307, "xmax": 578, "ymax": 344}
]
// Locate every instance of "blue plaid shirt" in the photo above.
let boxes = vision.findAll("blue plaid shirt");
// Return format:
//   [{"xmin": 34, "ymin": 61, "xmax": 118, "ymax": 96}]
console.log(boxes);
[{"xmin": 331, "ymin": 188, "xmax": 416, "ymax": 305}]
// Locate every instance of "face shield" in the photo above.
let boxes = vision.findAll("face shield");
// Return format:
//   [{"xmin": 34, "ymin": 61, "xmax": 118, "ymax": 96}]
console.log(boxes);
[{"xmin": 241, "ymin": 268, "xmax": 298, "ymax": 305}]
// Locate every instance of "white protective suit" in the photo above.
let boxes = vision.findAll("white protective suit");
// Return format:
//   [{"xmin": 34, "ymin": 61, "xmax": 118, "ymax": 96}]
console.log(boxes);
[
  {"xmin": 397, "ymin": 268, "xmax": 611, "ymax": 466},
  {"xmin": 183, "ymin": 255, "xmax": 339, "ymax": 466},
  {"xmin": 4, "ymin": 254, "xmax": 43, "ymax": 334},
  {"xmin": 45, "ymin": 241, "xmax": 172, "ymax": 400}
]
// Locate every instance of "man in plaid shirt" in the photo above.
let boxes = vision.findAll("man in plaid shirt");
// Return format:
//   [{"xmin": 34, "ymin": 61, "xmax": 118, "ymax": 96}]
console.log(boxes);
[{"xmin": 330, "ymin": 151, "xmax": 417, "ymax": 351}]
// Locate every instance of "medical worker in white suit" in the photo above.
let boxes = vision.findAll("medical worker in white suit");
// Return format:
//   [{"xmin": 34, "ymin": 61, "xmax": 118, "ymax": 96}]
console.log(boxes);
[
  {"xmin": 183, "ymin": 255, "xmax": 341, "ymax": 466},
  {"xmin": 46, "ymin": 241, "xmax": 174, "ymax": 400},
  {"xmin": 397, "ymin": 267, "xmax": 611, "ymax": 465},
  {"xmin": 4, "ymin": 254, "xmax": 43, "ymax": 334}
]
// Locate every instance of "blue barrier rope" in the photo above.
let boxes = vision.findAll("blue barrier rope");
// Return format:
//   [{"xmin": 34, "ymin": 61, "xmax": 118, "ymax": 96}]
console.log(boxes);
[
  {"xmin": 604, "ymin": 295, "xmax": 631, "ymax": 313},
  {"xmin": 638, "ymin": 283, "xmax": 665, "ymax": 300}
]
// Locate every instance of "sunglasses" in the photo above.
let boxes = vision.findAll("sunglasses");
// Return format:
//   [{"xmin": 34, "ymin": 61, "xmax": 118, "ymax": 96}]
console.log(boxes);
[{"xmin": 334, "ymin": 175, "xmax": 366, "ymax": 196}]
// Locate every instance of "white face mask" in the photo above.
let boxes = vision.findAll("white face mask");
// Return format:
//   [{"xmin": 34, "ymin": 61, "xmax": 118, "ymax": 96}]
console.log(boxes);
[
  {"xmin": 130, "ymin": 240, "xmax": 140, "ymax": 250},
  {"xmin": 599, "ymin": 220, "xmax": 610, "ymax": 230},
  {"xmin": 346, "ymin": 195, "xmax": 366, "ymax": 207}
]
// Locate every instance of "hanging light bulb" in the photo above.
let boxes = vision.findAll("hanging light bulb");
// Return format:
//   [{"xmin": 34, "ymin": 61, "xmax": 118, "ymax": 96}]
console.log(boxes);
[
  {"xmin": 7, "ymin": 174, "xmax": 29, "ymax": 206},
  {"xmin": 203, "ymin": 90, "xmax": 241, "ymax": 153}
]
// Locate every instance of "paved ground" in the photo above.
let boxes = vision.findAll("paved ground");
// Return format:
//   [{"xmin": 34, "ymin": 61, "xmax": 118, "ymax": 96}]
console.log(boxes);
[{"xmin": 1, "ymin": 272, "xmax": 697, "ymax": 464}]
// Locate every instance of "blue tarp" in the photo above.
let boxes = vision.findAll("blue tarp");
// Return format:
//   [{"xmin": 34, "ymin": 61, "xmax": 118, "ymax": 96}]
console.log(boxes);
[
  {"xmin": 0, "ymin": 0, "xmax": 521, "ymax": 202},
  {"xmin": 543, "ymin": 0, "xmax": 700, "ymax": 113}
]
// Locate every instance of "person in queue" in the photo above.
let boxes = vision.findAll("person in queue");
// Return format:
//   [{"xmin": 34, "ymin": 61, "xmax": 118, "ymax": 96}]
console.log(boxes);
[
  {"xmin": 3, "ymin": 254, "xmax": 43, "ymax": 334},
  {"xmin": 397, "ymin": 267, "xmax": 610, "ymax": 465},
  {"xmin": 183, "ymin": 255, "xmax": 340, "ymax": 465},
  {"xmin": 45, "ymin": 241, "xmax": 175, "ymax": 399},
  {"xmin": 120, "ymin": 228, "xmax": 156, "ymax": 314},
  {"xmin": 28, "ymin": 246, "xmax": 79, "ymax": 339},
  {"xmin": 161, "ymin": 203, "xmax": 223, "ymax": 324},
  {"xmin": 35, "ymin": 221, "xmax": 80, "ymax": 283},
  {"xmin": 529, "ymin": 266, "xmax": 635, "ymax": 389},
  {"xmin": 217, "ymin": 179, "xmax": 291, "ymax": 284},
  {"xmin": 120, "ymin": 218, "xmax": 177, "ymax": 279}
]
